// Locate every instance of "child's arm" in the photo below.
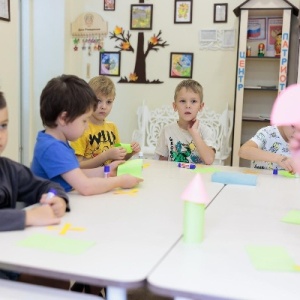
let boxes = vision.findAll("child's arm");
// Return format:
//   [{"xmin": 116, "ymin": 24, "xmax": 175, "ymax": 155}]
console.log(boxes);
[
  {"xmin": 188, "ymin": 119, "xmax": 215, "ymax": 165},
  {"xmin": 290, "ymin": 126, "xmax": 300, "ymax": 173},
  {"xmin": 77, "ymin": 147, "xmax": 128, "ymax": 168},
  {"xmin": 239, "ymin": 140, "xmax": 296, "ymax": 173},
  {"xmin": 62, "ymin": 164, "xmax": 143, "ymax": 196},
  {"xmin": 25, "ymin": 205, "xmax": 61, "ymax": 227}
]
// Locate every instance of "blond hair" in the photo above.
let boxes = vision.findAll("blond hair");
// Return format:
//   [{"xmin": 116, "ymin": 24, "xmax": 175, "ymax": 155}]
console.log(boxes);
[
  {"xmin": 174, "ymin": 79, "xmax": 203, "ymax": 102},
  {"xmin": 88, "ymin": 75, "xmax": 116, "ymax": 98}
]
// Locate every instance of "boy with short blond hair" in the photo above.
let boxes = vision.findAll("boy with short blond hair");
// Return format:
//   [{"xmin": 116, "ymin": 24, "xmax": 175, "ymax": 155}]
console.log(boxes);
[
  {"xmin": 155, "ymin": 79, "xmax": 216, "ymax": 164},
  {"xmin": 70, "ymin": 75, "xmax": 140, "ymax": 168}
]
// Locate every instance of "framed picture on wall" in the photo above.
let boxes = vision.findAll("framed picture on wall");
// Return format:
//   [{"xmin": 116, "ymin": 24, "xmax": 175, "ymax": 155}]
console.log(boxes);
[
  {"xmin": 130, "ymin": 4, "xmax": 153, "ymax": 30},
  {"xmin": 99, "ymin": 52, "xmax": 121, "ymax": 76},
  {"xmin": 267, "ymin": 17, "xmax": 282, "ymax": 51},
  {"xmin": 104, "ymin": 0, "xmax": 115, "ymax": 11},
  {"xmin": 213, "ymin": 3, "xmax": 227, "ymax": 23},
  {"xmin": 247, "ymin": 18, "xmax": 266, "ymax": 40},
  {"xmin": 169, "ymin": 52, "xmax": 193, "ymax": 78},
  {"xmin": 0, "ymin": 0, "xmax": 10, "ymax": 21},
  {"xmin": 174, "ymin": 0, "xmax": 193, "ymax": 24}
]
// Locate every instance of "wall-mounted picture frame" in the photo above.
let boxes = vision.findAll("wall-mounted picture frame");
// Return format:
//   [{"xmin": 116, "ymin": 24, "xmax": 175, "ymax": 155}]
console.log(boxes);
[
  {"xmin": 247, "ymin": 17, "xmax": 266, "ymax": 40},
  {"xmin": 213, "ymin": 3, "xmax": 227, "ymax": 23},
  {"xmin": 267, "ymin": 17, "xmax": 282, "ymax": 51},
  {"xmin": 104, "ymin": 0, "xmax": 115, "ymax": 11},
  {"xmin": 170, "ymin": 52, "xmax": 193, "ymax": 78},
  {"xmin": 0, "ymin": 0, "xmax": 10, "ymax": 21},
  {"xmin": 174, "ymin": 0, "xmax": 193, "ymax": 24},
  {"xmin": 99, "ymin": 51, "xmax": 121, "ymax": 76},
  {"xmin": 130, "ymin": 4, "xmax": 153, "ymax": 30}
]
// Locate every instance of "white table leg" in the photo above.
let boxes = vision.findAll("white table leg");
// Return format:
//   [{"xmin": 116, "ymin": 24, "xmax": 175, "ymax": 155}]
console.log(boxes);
[{"xmin": 106, "ymin": 286, "xmax": 127, "ymax": 300}]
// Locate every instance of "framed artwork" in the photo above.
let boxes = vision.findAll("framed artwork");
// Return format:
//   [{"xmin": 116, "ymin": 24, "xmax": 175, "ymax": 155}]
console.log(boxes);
[
  {"xmin": 169, "ymin": 52, "xmax": 193, "ymax": 78},
  {"xmin": 213, "ymin": 3, "xmax": 227, "ymax": 23},
  {"xmin": 247, "ymin": 18, "xmax": 266, "ymax": 40},
  {"xmin": 104, "ymin": 0, "xmax": 115, "ymax": 11},
  {"xmin": 0, "ymin": 0, "xmax": 10, "ymax": 21},
  {"xmin": 99, "ymin": 52, "xmax": 121, "ymax": 76},
  {"xmin": 174, "ymin": 0, "xmax": 193, "ymax": 24},
  {"xmin": 130, "ymin": 4, "xmax": 153, "ymax": 30},
  {"xmin": 267, "ymin": 17, "xmax": 282, "ymax": 51}
]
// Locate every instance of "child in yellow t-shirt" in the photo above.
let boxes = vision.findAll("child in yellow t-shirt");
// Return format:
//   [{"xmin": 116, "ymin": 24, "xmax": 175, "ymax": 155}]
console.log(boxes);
[{"xmin": 70, "ymin": 76, "xmax": 140, "ymax": 168}]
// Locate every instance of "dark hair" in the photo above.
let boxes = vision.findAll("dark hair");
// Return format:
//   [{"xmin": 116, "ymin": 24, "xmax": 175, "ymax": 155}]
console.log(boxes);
[
  {"xmin": 0, "ymin": 92, "xmax": 7, "ymax": 109},
  {"xmin": 40, "ymin": 74, "xmax": 98, "ymax": 128}
]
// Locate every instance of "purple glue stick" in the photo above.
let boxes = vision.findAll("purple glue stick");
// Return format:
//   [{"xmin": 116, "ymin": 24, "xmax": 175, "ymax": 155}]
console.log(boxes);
[{"xmin": 177, "ymin": 162, "xmax": 196, "ymax": 169}]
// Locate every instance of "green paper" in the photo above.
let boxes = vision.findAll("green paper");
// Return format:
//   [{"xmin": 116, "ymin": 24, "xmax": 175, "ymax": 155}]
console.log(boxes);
[
  {"xmin": 183, "ymin": 201, "xmax": 205, "ymax": 243},
  {"xmin": 117, "ymin": 159, "xmax": 143, "ymax": 178},
  {"xmin": 17, "ymin": 234, "xmax": 95, "ymax": 255},
  {"xmin": 115, "ymin": 143, "xmax": 132, "ymax": 153},
  {"xmin": 193, "ymin": 167, "xmax": 220, "ymax": 174},
  {"xmin": 282, "ymin": 210, "xmax": 300, "ymax": 225},
  {"xmin": 246, "ymin": 245, "xmax": 297, "ymax": 272},
  {"xmin": 278, "ymin": 170, "xmax": 296, "ymax": 178}
]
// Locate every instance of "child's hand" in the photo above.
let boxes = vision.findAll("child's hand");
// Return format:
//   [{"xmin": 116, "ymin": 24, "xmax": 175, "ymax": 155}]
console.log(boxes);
[
  {"xmin": 187, "ymin": 119, "xmax": 199, "ymax": 133},
  {"xmin": 40, "ymin": 195, "xmax": 67, "ymax": 218},
  {"xmin": 131, "ymin": 142, "xmax": 141, "ymax": 154},
  {"xmin": 119, "ymin": 174, "xmax": 143, "ymax": 188},
  {"xmin": 277, "ymin": 156, "xmax": 296, "ymax": 174},
  {"xmin": 25, "ymin": 205, "xmax": 61, "ymax": 227},
  {"xmin": 108, "ymin": 160, "xmax": 126, "ymax": 176},
  {"xmin": 106, "ymin": 147, "xmax": 127, "ymax": 160}
]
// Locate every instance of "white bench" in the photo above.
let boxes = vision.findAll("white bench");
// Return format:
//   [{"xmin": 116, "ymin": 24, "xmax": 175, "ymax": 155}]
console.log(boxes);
[{"xmin": 133, "ymin": 104, "xmax": 233, "ymax": 165}]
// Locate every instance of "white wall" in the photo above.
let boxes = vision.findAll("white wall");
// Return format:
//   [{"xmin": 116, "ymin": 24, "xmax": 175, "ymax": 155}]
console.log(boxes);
[{"xmin": 0, "ymin": 0, "xmax": 20, "ymax": 160}]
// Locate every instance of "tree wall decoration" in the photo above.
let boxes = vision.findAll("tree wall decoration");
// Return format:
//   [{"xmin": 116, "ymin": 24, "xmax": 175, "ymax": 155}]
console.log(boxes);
[{"xmin": 109, "ymin": 26, "xmax": 169, "ymax": 84}]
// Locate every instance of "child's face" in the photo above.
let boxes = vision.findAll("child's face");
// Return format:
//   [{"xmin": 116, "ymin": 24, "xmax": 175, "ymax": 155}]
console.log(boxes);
[
  {"xmin": 91, "ymin": 93, "xmax": 115, "ymax": 123},
  {"xmin": 63, "ymin": 109, "xmax": 92, "ymax": 142},
  {"xmin": 282, "ymin": 125, "xmax": 296, "ymax": 142},
  {"xmin": 173, "ymin": 87, "xmax": 203, "ymax": 122},
  {"xmin": 0, "ymin": 107, "xmax": 8, "ymax": 155}
]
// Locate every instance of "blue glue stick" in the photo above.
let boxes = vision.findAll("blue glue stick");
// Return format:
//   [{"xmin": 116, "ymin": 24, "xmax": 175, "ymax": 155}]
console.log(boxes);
[
  {"xmin": 104, "ymin": 165, "xmax": 110, "ymax": 178},
  {"xmin": 178, "ymin": 162, "xmax": 196, "ymax": 169},
  {"xmin": 47, "ymin": 188, "xmax": 57, "ymax": 199}
]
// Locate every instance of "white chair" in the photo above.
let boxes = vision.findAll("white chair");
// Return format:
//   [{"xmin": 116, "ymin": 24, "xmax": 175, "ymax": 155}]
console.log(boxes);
[{"xmin": 132, "ymin": 103, "xmax": 234, "ymax": 165}]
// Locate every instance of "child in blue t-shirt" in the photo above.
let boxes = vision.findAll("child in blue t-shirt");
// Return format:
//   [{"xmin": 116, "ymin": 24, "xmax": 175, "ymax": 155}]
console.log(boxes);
[{"xmin": 31, "ymin": 74, "xmax": 142, "ymax": 195}]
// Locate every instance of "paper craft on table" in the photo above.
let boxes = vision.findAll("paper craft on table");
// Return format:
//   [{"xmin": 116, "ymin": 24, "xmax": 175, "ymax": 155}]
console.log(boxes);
[
  {"xmin": 18, "ymin": 233, "xmax": 95, "ymax": 255},
  {"xmin": 117, "ymin": 159, "xmax": 143, "ymax": 178},
  {"xmin": 278, "ymin": 170, "xmax": 297, "ymax": 178},
  {"xmin": 282, "ymin": 210, "xmax": 300, "ymax": 225},
  {"xmin": 211, "ymin": 171, "xmax": 257, "ymax": 186},
  {"xmin": 193, "ymin": 166, "xmax": 220, "ymax": 174},
  {"xmin": 246, "ymin": 245, "xmax": 299, "ymax": 272},
  {"xmin": 114, "ymin": 143, "xmax": 132, "ymax": 153},
  {"xmin": 181, "ymin": 174, "xmax": 208, "ymax": 243}
]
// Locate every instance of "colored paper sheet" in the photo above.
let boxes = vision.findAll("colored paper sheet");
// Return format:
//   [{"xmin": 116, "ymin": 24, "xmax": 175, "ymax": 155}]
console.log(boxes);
[
  {"xmin": 282, "ymin": 210, "xmax": 300, "ymax": 225},
  {"xmin": 115, "ymin": 143, "xmax": 132, "ymax": 153},
  {"xmin": 17, "ymin": 234, "xmax": 95, "ymax": 255},
  {"xmin": 246, "ymin": 245, "xmax": 297, "ymax": 272},
  {"xmin": 117, "ymin": 159, "xmax": 143, "ymax": 178},
  {"xmin": 181, "ymin": 174, "xmax": 209, "ymax": 204},
  {"xmin": 211, "ymin": 171, "xmax": 257, "ymax": 186},
  {"xmin": 193, "ymin": 167, "xmax": 220, "ymax": 174},
  {"xmin": 183, "ymin": 201, "xmax": 205, "ymax": 243},
  {"xmin": 278, "ymin": 170, "xmax": 296, "ymax": 178}
]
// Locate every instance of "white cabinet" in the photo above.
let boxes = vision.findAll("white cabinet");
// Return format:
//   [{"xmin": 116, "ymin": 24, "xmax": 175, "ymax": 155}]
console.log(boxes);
[{"xmin": 232, "ymin": 0, "xmax": 298, "ymax": 167}]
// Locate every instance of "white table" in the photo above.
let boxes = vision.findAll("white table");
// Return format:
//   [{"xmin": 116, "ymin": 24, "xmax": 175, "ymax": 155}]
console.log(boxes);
[
  {"xmin": 148, "ymin": 172, "xmax": 300, "ymax": 300},
  {"xmin": 0, "ymin": 160, "xmax": 224, "ymax": 300}
]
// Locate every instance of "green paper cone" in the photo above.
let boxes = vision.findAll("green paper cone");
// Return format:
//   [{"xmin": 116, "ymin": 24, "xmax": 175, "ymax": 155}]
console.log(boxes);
[{"xmin": 183, "ymin": 201, "xmax": 205, "ymax": 243}]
